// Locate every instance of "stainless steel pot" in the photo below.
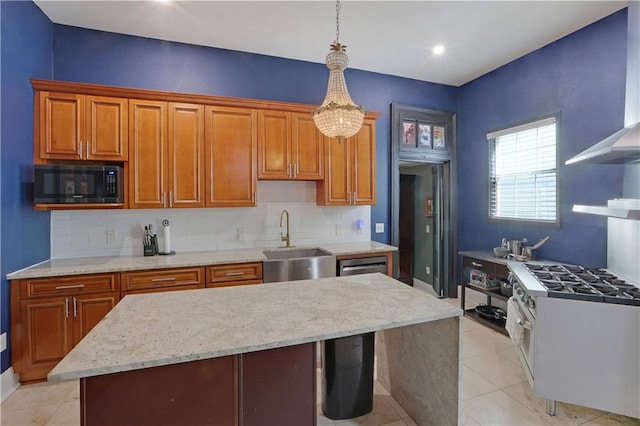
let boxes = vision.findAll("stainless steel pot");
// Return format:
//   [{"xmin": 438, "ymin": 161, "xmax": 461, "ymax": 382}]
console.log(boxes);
[
  {"xmin": 509, "ymin": 240, "xmax": 522, "ymax": 256},
  {"xmin": 522, "ymin": 246, "xmax": 535, "ymax": 260}
]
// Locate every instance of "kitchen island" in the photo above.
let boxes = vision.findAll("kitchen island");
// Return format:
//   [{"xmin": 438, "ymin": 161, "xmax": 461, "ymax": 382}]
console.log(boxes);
[{"xmin": 48, "ymin": 273, "xmax": 461, "ymax": 426}]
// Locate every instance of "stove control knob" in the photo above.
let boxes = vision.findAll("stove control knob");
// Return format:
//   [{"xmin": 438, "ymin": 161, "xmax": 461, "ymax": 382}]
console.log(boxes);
[{"xmin": 527, "ymin": 298, "xmax": 536, "ymax": 309}]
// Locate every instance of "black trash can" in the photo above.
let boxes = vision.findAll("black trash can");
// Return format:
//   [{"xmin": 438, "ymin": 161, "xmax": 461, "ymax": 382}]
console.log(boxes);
[{"xmin": 321, "ymin": 332, "xmax": 375, "ymax": 420}]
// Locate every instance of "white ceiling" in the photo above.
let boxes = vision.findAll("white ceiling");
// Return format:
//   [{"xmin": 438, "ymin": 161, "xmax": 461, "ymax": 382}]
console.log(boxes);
[{"xmin": 34, "ymin": 0, "xmax": 627, "ymax": 87}]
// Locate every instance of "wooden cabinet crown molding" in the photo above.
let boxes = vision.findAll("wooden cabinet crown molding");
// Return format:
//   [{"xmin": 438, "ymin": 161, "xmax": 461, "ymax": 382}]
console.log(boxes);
[{"xmin": 31, "ymin": 79, "xmax": 381, "ymax": 119}]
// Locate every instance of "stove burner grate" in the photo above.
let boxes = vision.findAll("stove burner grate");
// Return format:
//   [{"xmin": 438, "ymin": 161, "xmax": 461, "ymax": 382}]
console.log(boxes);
[{"xmin": 525, "ymin": 264, "xmax": 639, "ymax": 306}]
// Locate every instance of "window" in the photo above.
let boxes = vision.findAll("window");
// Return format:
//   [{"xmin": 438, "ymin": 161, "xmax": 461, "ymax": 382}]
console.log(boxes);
[{"xmin": 487, "ymin": 117, "xmax": 557, "ymax": 223}]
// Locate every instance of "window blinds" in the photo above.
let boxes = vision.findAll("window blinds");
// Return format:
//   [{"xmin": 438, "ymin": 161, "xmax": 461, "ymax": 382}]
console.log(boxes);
[{"xmin": 488, "ymin": 118, "xmax": 557, "ymax": 223}]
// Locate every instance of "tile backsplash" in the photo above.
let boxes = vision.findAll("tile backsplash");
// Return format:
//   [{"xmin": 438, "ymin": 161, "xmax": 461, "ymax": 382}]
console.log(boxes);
[{"xmin": 51, "ymin": 181, "xmax": 371, "ymax": 259}]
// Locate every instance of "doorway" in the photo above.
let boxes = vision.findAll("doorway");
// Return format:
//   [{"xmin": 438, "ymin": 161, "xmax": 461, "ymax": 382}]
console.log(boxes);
[{"xmin": 390, "ymin": 105, "xmax": 457, "ymax": 298}]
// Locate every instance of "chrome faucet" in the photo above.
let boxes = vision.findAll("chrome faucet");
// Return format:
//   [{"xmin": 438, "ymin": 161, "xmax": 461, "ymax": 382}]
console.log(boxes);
[{"xmin": 280, "ymin": 209, "xmax": 291, "ymax": 248}]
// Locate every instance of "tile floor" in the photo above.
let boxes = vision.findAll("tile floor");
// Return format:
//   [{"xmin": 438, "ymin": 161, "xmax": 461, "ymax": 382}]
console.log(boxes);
[{"xmin": 2, "ymin": 297, "xmax": 639, "ymax": 426}]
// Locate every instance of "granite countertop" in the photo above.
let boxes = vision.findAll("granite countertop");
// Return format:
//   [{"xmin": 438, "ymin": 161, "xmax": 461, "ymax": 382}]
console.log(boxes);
[
  {"xmin": 7, "ymin": 241, "xmax": 397, "ymax": 280},
  {"xmin": 48, "ymin": 273, "xmax": 460, "ymax": 382}
]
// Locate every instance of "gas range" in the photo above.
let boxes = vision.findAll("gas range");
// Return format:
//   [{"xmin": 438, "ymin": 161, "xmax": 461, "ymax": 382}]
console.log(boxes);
[{"xmin": 524, "ymin": 264, "xmax": 640, "ymax": 306}]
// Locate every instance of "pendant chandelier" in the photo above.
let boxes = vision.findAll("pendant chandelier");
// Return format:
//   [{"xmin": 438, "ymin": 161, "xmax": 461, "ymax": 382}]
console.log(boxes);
[{"xmin": 312, "ymin": 0, "xmax": 365, "ymax": 139}]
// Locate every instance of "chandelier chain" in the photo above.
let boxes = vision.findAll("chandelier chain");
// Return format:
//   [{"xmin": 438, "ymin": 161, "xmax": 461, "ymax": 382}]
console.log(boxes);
[{"xmin": 335, "ymin": 0, "xmax": 341, "ymax": 43}]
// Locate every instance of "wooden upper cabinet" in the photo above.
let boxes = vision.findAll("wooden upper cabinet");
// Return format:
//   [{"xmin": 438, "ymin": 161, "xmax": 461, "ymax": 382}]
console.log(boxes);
[
  {"xmin": 258, "ymin": 110, "xmax": 290, "ymax": 179},
  {"xmin": 129, "ymin": 101, "xmax": 204, "ymax": 209},
  {"xmin": 317, "ymin": 118, "xmax": 376, "ymax": 206},
  {"xmin": 205, "ymin": 106, "xmax": 257, "ymax": 207},
  {"xmin": 291, "ymin": 113, "xmax": 324, "ymax": 180},
  {"xmin": 258, "ymin": 110, "xmax": 323, "ymax": 181},
  {"xmin": 38, "ymin": 92, "xmax": 84, "ymax": 160},
  {"xmin": 85, "ymin": 96, "xmax": 128, "ymax": 161},
  {"xmin": 36, "ymin": 91, "xmax": 127, "ymax": 161},
  {"xmin": 129, "ymin": 99, "xmax": 167, "ymax": 209},
  {"xmin": 168, "ymin": 103, "xmax": 205, "ymax": 208},
  {"xmin": 352, "ymin": 119, "xmax": 376, "ymax": 205},
  {"xmin": 317, "ymin": 136, "xmax": 350, "ymax": 205}
]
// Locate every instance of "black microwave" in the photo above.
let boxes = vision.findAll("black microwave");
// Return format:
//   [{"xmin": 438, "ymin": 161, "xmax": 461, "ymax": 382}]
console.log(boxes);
[{"xmin": 34, "ymin": 165, "xmax": 124, "ymax": 204}]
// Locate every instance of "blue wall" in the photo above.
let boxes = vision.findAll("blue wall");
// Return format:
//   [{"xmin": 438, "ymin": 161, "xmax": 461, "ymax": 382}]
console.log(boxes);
[
  {"xmin": 457, "ymin": 9, "xmax": 628, "ymax": 266},
  {"xmin": 0, "ymin": 1, "xmax": 53, "ymax": 373},
  {"xmin": 51, "ymin": 25, "xmax": 459, "ymax": 243}
]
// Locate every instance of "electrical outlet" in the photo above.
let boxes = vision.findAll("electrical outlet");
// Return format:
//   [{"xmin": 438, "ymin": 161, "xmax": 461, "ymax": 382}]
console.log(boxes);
[
  {"xmin": 425, "ymin": 225, "xmax": 430, "ymax": 234},
  {"xmin": 375, "ymin": 223, "xmax": 384, "ymax": 233},
  {"xmin": 426, "ymin": 266, "xmax": 431, "ymax": 275},
  {"xmin": 107, "ymin": 230, "xmax": 117, "ymax": 242},
  {"xmin": 237, "ymin": 228, "xmax": 246, "ymax": 241},
  {"xmin": 1, "ymin": 333, "xmax": 6, "ymax": 352},
  {"xmin": 335, "ymin": 224, "xmax": 343, "ymax": 235}
]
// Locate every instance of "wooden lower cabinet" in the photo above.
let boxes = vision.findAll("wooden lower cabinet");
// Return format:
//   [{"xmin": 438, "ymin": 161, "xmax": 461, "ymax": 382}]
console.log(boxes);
[
  {"xmin": 206, "ymin": 262, "xmax": 262, "ymax": 288},
  {"xmin": 12, "ymin": 274, "xmax": 119, "ymax": 383},
  {"xmin": 120, "ymin": 267, "xmax": 205, "ymax": 295}
]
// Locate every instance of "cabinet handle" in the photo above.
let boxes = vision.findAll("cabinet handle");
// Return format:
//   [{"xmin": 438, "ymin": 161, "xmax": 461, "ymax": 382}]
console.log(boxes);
[
  {"xmin": 151, "ymin": 277, "xmax": 176, "ymax": 282},
  {"xmin": 471, "ymin": 261, "xmax": 484, "ymax": 268},
  {"xmin": 55, "ymin": 284, "xmax": 85, "ymax": 290},
  {"xmin": 65, "ymin": 298, "xmax": 69, "ymax": 318},
  {"xmin": 73, "ymin": 297, "xmax": 77, "ymax": 318},
  {"xmin": 163, "ymin": 192, "xmax": 167, "ymax": 208},
  {"xmin": 252, "ymin": 192, "xmax": 256, "ymax": 204},
  {"xmin": 78, "ymin": 141, "xmax": 83, "ymax": 159},
  {"xmin": 169, "ymin": 191, "xmax": 173, "ymax": 208},
  {"xmin": 294, "ymin": 163, "xmax": 298, "ymax": 178},
  {"xmin": 287, "ymin": 163, "xmax": 291, "ymax": 178},
  {"xmin": 86, "ymin": 141, "xmax": 90, "ymax": 159},
  {"xmin": 225, "ymin": 272, "xmax": 245, "ymax": 276}
]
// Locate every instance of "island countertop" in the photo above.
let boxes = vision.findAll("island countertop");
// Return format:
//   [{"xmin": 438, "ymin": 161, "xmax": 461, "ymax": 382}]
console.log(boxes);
[
  {"xmin": 48, "ymin": 273, "xmax": 460, "ymax": 382},
  {"xmin": 7, "ymin": 241, "xmax": 397, "ymax": 280}
]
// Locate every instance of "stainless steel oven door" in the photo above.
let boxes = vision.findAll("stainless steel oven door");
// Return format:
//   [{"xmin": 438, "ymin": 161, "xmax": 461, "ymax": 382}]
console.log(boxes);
[{"xmin": 514, "ymin": 299, "xmax": 535, "ymax": 384}]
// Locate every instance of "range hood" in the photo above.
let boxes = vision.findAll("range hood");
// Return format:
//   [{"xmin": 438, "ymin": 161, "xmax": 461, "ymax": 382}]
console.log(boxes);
[
  {"xmin": 573, "ymin": 199, "xmax": 640, "ymax": 220},
  {"xmin": 566, "ymin": 4, "xmax": 639, "ymax": 165},
  {"xmin": 565, "ymin": 122, "xmax": 640, "ymax": 165}
]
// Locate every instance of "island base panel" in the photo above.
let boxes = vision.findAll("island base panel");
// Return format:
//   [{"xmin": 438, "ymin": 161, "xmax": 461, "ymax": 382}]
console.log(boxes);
[
  {"xmin": 80, "ymin": 356, "xmax": 238, "ymax": 426},
  {"xmin": 376, "ymin": 317, "xmax": 461, "ymax": 426},
  {"xmin": 241, "ymin": 342, "xmax": 316, "ymax": 426}
]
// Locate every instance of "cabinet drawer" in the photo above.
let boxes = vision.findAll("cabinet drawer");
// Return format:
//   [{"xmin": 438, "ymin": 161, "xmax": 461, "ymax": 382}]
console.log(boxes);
[
  {"xmin": 206, "ymin": 263, "xmax": 263, "ymax": 284},
  {"xmin": 22, "ymin": 273, "xmax": 119, "ymax": 298},
  {"xmin": 121, "ymin": 268, "xmax": 204, "ymax": 292},
  {"xmin": 206, "ymin": 279, "xmax": 262, "ymax": 288},
  {"xmin": 462, "ymin": 256, "xmax": 492, "ymax": 276}
]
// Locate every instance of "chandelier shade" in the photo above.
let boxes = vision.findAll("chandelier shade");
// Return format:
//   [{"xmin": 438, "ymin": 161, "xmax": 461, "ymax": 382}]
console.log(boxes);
[{"xmin": 312, "ymin": 2, "xmax": 365, "ymax": 139}]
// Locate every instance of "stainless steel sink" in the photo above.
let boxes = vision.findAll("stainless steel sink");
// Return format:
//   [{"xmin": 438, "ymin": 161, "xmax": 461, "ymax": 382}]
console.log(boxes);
[{"xmin": 262, "ymin": 247, "xmax": 336, "ymax": 283}]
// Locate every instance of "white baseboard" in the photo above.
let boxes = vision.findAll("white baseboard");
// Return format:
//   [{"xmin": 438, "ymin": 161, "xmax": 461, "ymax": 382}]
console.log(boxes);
[{"xmin": 1, "ymin": 367, "xmax": 20, "ymax": 402}]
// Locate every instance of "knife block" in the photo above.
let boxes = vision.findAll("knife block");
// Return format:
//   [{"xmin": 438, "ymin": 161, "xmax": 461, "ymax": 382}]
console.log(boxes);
[{"xmin": 143, "ymin": 235, "xmax": 158, "ymax": 256}]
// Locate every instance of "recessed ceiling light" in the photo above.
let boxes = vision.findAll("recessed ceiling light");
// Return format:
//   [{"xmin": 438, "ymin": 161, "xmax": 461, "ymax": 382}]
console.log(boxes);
[{"xmin": 433, "ymin": 45, "xmax": 445, "ymax": 55}]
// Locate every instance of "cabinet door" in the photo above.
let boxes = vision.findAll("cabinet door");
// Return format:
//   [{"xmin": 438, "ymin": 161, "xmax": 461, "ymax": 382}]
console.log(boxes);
[
  {"xmin": 241, "ymin": 343, "xmax": 316, "ymax": 426},
  {"xmin": 73, "ymin": 293, "xmax": 119, "ymax": 345},
  {"xmin": 168, "ymin": 103, "xmax": 205, "ymax": 208},
  {"xmin": 85, "ymin": 96, "xmax": 128, "ymax": 161},
  {"xmin": 317, "ymin": 137, "xmax": 350, "ymax": 205},
  {"xmin": 38, "ymin": 92, "xmax": 84, "ymax": 160},
  {"xmin": 129, "ymin": 100, "xmax": 167, "ymax": 209},
  {"xmin": 205, "ymin": 106, "xmax": 257, "ymax": 207},
  {"xmin": 291, "ymin": 113, "xmax": 324, "ymax": 180},
  {"xmin": 352, "ymin": 119, "xmax": 376, "ymax": 205},
  {"xmin": 257, "ymin": 110, "xmax": 291, "ymax": 179},
  {"xmin": 20, "ymin": 297, "xmax": 73, "ymax": 382}
]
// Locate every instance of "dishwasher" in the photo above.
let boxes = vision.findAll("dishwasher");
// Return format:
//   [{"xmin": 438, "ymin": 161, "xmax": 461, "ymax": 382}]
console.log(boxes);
[
  {"xmin": 322, "ymin": 255, "xmax": 389, "ymax": 420},
  {"xmin": 337, "ymin": 256, "xmax": 388, "ymax": 276}
]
